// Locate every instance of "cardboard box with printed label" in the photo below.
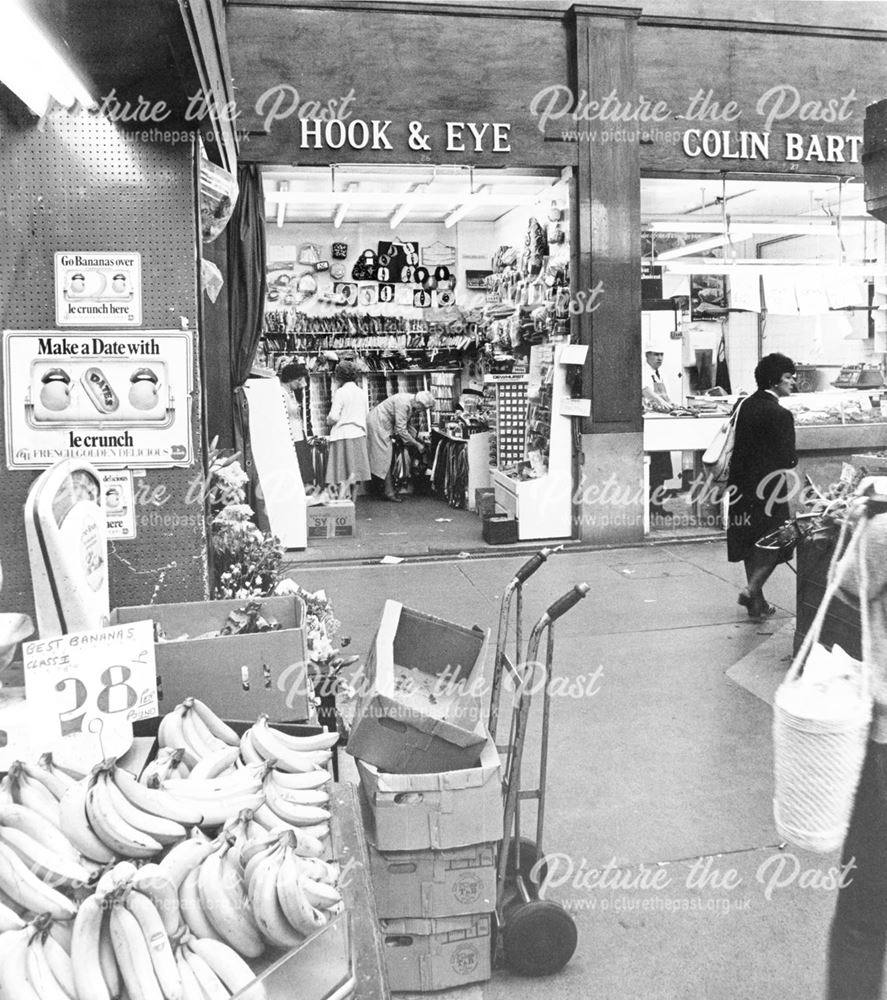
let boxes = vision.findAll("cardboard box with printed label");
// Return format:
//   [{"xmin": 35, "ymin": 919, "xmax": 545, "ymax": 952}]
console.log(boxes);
[
  {"xmin": 306, "ymin": 500, "xmax": 356, "ymax": 540},
  {"xmin": 368, "ymin": 840, "xmax": 497, "ymax": 919},
  {"xmin": 346, "ymin": 600, "xmax": 488, "ymax": 774},
  {"xmin": 360, "ymin": 785, "xmax": 496, "ymax": 918},
  {"xmin": 380, "ymin": 913, "xmax": 492, "ymax": 992},
  {"xmin": 356, "ymin": 734, "xmax": 503, "ymax": 851},
  {"xmin": 109, "ymin": 596, "xmax": 311, "ymax": 722}
]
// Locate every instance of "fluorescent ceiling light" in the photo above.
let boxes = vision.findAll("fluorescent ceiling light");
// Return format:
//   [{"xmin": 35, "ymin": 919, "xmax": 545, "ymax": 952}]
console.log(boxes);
[
  {"xmin": 276, "ymin": 181, "xmax": 288, "ymax": 228},
  {"xmin": 656, "ymin": 229, "xmax": 754, "ymax": 261},
  {"xmin": 390, "ymin": 184, "xmax": 429, "ymax": 230},
  {"xmin": 646, "ymin": 220, "xmax": 727, "ymax": 234},
  {"xmin": 333, "ymin": 183, "xmax": 357, "ymax": 228},
  {"xmin": 0, "ymin": 1, "xmax": 95, "ymax": 116},
  {"xmin": 661, "ymin": 260, "xmax": 887, "ymax": 275},
  {"xmin": 445, "ymin": 188, "xmax": 490, "ymax": 229}
]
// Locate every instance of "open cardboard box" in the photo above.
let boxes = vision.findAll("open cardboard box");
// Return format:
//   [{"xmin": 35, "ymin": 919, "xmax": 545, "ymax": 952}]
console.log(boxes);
[
  {"xmin": 346, "ymin": 601, "xmax": 488, "ymax": 774},
  {"xmin": 356, "ymin": 733, "xmax": 503, "ymax": 852},
  {"xmin": 110, "ymin": 596, "xmax": 312, "ymax": 722}
]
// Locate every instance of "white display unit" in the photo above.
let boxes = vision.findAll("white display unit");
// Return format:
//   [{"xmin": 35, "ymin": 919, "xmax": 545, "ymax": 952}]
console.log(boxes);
[{"xmin": 491, "ymin": 344, "xmax": 573, "ymax": 540}]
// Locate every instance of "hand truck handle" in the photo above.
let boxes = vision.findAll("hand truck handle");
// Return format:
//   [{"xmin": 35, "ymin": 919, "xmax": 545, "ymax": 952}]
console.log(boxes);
[
  {"xmin": 513, "ymin": 545, "xmax": 563, "ymax": 585},
  {"xmin": 546, "ymin": 583, "xmax": 589, "ymax": 622}
]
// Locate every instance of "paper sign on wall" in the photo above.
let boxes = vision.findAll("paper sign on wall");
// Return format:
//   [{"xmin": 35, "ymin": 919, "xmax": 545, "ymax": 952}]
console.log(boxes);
[
  {"xmin": 55, "ymin": 252, "xmax": 142, "ymax": 326},
  {"xmin": 23, "ymin": 620, "xmax": 157, "ymax": 766},
  {"xmin": 100, "ymin": 470, "xmax": 136, "ymax": 540}
]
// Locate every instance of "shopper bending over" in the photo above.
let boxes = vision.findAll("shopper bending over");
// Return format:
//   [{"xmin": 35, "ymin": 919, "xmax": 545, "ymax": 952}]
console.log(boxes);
[
  {"xmin": 727, "ymin": 352, "xmax": 797, "ymax": 619},
  {"xmin": 325, "ymin": 361, "xmax": 370, "ymax": 499},
  {"xmin": 366, "ymin": 390, "xmax": 434, "ymax": 502}
]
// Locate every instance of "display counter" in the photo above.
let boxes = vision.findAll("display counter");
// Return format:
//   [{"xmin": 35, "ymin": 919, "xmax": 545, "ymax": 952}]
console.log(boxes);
[{"xmin": 643, "ymin": 392, "xmax": 887, "ymax": 457}]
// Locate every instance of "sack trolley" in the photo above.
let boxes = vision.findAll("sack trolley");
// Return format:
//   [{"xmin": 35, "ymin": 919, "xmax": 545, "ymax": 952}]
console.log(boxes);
[{"xmin": 488, "ymin": 547, "xmax": 589, "ymax": 976}]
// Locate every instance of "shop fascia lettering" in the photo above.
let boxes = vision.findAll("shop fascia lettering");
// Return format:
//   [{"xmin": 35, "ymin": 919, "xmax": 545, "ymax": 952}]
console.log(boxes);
[
  {"xmin": 682, "ymin": 129, "xmax": 862, "ymax": 163},
  {"xmin": 297, "ymin": 118, "xmax": 512, "ymax": 153}
]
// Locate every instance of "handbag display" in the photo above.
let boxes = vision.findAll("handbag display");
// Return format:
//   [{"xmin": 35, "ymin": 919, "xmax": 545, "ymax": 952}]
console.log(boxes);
[
  {"xmin": 772, "ymin": 514, "xmax": 873, "ymax": 853},
  {"xmin": 351, "ymin": 250, "xmax": 378, "ymax": 281},
  {"xmin": 701, "ymin": 396, "xmax": 747, "ymax": 483}
]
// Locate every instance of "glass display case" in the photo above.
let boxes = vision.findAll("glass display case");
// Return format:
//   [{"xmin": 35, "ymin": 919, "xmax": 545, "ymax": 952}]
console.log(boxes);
[{"xmin": 781, "ymin": 391, "xmax": 887, "ymax": 427}]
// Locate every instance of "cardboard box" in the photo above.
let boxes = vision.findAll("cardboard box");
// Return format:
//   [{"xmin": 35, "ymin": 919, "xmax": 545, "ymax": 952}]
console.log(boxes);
[
  {"xmin": 110, "ymin": 596, "xmax": 312, "ymax": 722},
  {"xmin": 474, "ymin": 488, "xmax": 497, "ymax": 519},
  {"xmin": 356, "ymin": 734, "xmax": 503, "ymax": 851},
  {"xmin": 380, "ymin": 913, "xmax": 492, "ymax": 992},
  {"xmin": 346, "ymin": 601, "xmax": 488, "ymax": 775},
  {"xmin": 307, "ymin": 501, "xmax": 356, "ymax": 540},
  {"xmin": 368, "ymin": 841, "xmax": 497, "ymax": 919},
  {"xmin": 360, "ymin": 785, "xmax": 496, "ymax": 918},
  {"xmin": 483, "ymin": 514, "xmax": 518, "ymax": 545}
]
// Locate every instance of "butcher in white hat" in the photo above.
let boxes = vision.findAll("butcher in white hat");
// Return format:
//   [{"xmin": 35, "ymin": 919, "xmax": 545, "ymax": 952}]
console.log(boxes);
[{"xmin": 642, "ymin": 331, "xmax": 676, "ymax": 519}]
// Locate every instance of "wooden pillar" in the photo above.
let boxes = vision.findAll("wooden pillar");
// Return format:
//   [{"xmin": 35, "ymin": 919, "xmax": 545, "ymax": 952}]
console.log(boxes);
[{"xmin": 571, "ymin": 4, "xmax": 644, "ymax": 543}]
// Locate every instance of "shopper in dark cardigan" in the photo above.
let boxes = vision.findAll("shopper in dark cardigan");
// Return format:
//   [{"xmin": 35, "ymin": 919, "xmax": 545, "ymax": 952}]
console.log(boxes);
[{"xmin": 727, "ymin": 353, "xmax": 798, "ymax": 619}]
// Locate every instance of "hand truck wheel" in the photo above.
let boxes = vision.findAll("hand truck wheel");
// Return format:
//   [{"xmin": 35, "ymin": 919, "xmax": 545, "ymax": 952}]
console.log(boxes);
[
  {"xmin": 502, "ymin": 899, "xmax": 578, "ymax": 977},
  {"xmin": 505, "ymin": 837, "xmax": 548, "ymax": 896}
]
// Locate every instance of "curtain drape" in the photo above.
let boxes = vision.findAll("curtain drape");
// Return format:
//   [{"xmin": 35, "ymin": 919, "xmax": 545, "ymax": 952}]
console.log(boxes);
[{"xmin": 227, "ymin": 164, "xmax": 267, "ymax": 519}]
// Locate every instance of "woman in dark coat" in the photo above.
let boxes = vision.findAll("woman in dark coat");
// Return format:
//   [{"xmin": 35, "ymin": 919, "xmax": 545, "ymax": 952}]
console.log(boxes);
[{"xmin": 727, "ymin": 353, "xmax": 798, "ymax": 619}]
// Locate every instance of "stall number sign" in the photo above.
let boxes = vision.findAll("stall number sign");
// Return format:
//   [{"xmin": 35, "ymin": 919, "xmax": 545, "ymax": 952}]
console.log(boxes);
[
  {"xmin": 55, "ymin": 252, "xmax": 142, "ymax": 326},
  {"xmin": 23, "ymin": 620, "xmax": 158, "ymax": 742}
]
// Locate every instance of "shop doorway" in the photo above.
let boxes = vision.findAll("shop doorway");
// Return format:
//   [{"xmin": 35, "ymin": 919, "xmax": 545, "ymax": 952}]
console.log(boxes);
[
  {"xmin": 640, "ymin": 174, "xmax": 884, "ymax": 537},
  {"xmin": 252, "ymin": 163, "xmax": 575, "ymax": 557}
]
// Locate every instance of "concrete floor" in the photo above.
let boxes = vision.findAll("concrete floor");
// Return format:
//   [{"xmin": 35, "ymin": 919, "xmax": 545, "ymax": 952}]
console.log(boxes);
[{"xmin": 284, "ymin": 542, "xmax": 843, "ymax": 1000}]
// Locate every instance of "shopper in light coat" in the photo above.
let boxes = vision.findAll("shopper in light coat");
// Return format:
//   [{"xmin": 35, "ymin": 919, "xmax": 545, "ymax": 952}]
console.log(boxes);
[{"xmin": 366, "ymin": 390, "xmax": 433, "ymax": 502}]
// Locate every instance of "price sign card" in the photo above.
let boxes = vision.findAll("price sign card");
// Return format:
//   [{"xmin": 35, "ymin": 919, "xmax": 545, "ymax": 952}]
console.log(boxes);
[{"xmin": 22, "ymin": 621, "xmax": 157, "ymax": 768}]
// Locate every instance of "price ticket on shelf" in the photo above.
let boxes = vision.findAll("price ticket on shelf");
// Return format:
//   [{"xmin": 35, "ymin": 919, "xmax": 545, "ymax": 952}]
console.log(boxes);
[{"xmin": 22, "ymin": 620, "xmax": 158, "ymax": 769}]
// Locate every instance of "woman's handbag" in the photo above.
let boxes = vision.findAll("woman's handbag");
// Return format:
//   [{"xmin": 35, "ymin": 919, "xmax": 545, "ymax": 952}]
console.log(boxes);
[
  {"xmin": 772, "ymin": 513, "xmax": 873, "ymax": 853},
  {"xmin": 701, "ymin": 396, "xmax": 747, "ymax": 483}
]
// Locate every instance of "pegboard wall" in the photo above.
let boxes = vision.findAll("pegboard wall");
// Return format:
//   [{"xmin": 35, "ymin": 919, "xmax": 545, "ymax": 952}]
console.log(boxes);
[{"xmin": 0, "ymin": 104, "xmax": 209, "ymax": 618}]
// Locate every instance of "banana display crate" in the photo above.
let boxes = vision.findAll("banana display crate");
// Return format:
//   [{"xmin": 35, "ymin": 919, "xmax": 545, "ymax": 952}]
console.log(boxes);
[
  {"xmin": 110, "ymin": 596, "xmax": 312, "ymax": 723},
  {"xmin": 346, "ymin": 600, "xmax": 488, "ymax": 775}
]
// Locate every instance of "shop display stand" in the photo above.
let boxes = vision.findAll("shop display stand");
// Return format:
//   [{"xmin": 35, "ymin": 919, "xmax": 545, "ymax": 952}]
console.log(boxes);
[
  {"xmin": 490, "ymin": 345, "xmax": 572, "ymax": 540},
  {"xmin": 430, "ymin": 429, "xmax": 492, "ymax": 509}
]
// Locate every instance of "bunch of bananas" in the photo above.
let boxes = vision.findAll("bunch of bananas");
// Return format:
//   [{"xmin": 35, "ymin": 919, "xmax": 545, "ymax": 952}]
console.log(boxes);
[
  {"xmin": 169, "ymin": 817, "xmax": 342, "ymax": 959},
  {"xmin": 0, "ymin": 697, "xmax": 347, "ymax": 999},
  {"xmin": 156, "ymin": 698, "xmax": 242, "ymax": 771},
  {"xmin": 140, "ymin": 748, "xmax": 192, "ymax": 786}
]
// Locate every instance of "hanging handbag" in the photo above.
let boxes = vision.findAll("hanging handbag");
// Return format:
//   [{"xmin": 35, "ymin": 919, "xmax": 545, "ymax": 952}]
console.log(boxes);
[
  {"xmin": 773, "ymin": 513, "xmax": 873, "ymax": 853},
  {"xmin": 701, "ymin": 396, "xmax": 748, "ymax": 484},
  {"xmin": 351, "ymin": 250, "xmax": 378, "ymax": 282}
]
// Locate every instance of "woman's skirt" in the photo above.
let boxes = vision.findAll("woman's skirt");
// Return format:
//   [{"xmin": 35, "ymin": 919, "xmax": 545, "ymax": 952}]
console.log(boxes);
[
  {"xmin": 726, "ymin": 485, "xmax": 790, "ymax": 563},
  {"xmin": 326, "ymin": 436, "xmax": 371, "ymax": 486}
]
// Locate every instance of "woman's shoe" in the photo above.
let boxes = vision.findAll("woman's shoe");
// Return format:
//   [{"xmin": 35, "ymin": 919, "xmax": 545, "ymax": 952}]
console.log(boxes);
[
  {"xmin": 748, "ymin": 597, "xmax": 777, "ymax": 620},
  {"xmin": 383, "ymin": 493, "xmax": 403, "ymax": 503},
  {"xmin": 738, "ymin": 591, "xmax": 758, "ymax": 616}
]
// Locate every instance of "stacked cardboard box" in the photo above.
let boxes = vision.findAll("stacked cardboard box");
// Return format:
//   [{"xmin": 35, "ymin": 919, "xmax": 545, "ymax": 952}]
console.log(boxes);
[{"xmin": 346, "ymin": 601, "xmax": 502, "ymax": 992}]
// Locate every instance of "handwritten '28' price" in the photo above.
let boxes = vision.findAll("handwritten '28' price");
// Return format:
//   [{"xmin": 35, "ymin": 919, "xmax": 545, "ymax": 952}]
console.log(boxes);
[{"xmin": 55, "ymin": 667, "xmax": 138, "ymax": 735}]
